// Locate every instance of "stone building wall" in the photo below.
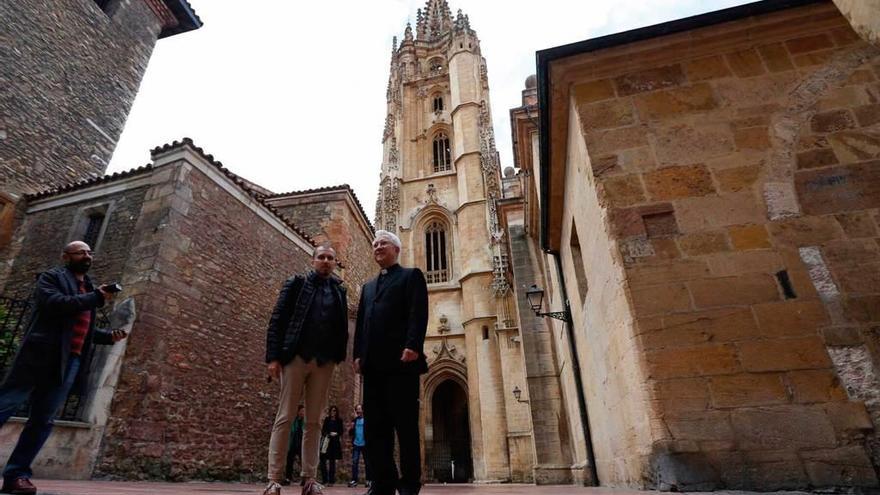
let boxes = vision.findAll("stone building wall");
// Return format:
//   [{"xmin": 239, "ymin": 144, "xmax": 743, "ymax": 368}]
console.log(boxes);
[
  {"xmin": 545, "ymin": 1, "xmax": 880, "ymax": 489},
  {"xmin": 94, "ymin": 143, "xmax": 316, "ymax": 480},
  {"xmin": 0, "ymin": 0, "xmax": 164, "ymax": 196}
]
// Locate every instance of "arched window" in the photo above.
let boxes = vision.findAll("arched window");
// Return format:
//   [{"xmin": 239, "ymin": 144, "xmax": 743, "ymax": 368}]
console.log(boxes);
[
  {"xmin": 433, "ymin": 133, "xmax": 451, "ymax": 172},
  {"xmin": 425, "ymin": 221, "xmax": 449, "ymax": 284},
  {"xmin": 433, "ymin": 95, "xmax": 444, "ymax": 112}
]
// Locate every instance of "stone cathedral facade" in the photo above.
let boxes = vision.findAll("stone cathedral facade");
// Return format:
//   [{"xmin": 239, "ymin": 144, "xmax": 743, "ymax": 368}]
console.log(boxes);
[{"xmin": 374, "ymin": 0, "xmax": 540, "ymax": 483}]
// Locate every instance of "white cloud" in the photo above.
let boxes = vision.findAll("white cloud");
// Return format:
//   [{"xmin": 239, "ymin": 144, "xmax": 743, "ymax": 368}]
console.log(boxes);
[{"xmin": 109, "ymin": 0, "xmax": 753, "ymax": 218}]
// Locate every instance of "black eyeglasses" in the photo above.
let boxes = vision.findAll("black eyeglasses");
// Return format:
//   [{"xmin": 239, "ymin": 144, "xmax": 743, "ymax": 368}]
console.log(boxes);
[{"xmin": 65, "ymin": 250, "xmax": 93, "ymax": 256}]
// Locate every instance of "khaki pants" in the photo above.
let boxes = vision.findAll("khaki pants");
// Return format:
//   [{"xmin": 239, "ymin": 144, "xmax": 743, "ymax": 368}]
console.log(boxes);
[{"xmin": 267, "ymin": 356, "xmax": 335, "ymax": 481}]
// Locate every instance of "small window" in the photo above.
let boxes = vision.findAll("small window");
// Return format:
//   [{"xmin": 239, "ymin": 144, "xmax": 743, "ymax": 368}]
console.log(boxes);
[
  {"xmin": 70, "ymin": 204, "xmax": 110, "ymax": 253},
  {"xmin": 482, "ymin": 326, "xmax": 489, "ymax": 340},
  {"xmin": 424, "ymin": 221, "xmax": 449, "ymax": 284},
  {"xmin": 433, "ymin": 96, "xmax": 444, "ymax": 113},
  {"xmin": 570, "ymin": 221, "xmax": 589, "ymax": 303},
  {"xmin": 82, "ymin": 212, "xmax": 105, "ymax": 249},
  {"xmin": 432, "ymin": 133, "xmax": 452, "ymax": 172}
]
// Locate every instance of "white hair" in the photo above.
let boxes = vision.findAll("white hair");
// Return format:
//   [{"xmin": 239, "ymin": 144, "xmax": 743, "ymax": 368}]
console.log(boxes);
[{"xmin": 374, "ymin": 230, "xmax": 402, "ymax": 249}]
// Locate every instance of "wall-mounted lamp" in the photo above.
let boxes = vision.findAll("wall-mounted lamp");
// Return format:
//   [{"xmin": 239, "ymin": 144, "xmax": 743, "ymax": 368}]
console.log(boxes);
[
  {"xmin": 525, "ymin": 284, "xmax": 571, "ymax": 322},
  {"xmin": 512, "ymin": 385, "xmax": 529, "ymax": 403}
]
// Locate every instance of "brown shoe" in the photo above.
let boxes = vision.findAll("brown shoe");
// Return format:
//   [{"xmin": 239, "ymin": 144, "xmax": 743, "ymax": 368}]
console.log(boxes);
[
  {"xmin": 301, "ymin": 479, "xmax": 325, "ymax": 495},
  {"xmin": 0, "ymin": 477, "xmax": 37, "ymax": 494}
]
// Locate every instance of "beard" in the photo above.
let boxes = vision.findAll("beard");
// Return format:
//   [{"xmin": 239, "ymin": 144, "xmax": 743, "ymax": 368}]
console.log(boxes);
[{"xmin": 66, "ymin": 259, "xmax": 91, "ymax": 274}]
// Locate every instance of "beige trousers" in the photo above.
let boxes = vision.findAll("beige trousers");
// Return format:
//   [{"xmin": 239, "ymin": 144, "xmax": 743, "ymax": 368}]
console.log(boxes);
[{"xmin": 267, "ymin": 356, "xmax": 335, "ymax": 481}]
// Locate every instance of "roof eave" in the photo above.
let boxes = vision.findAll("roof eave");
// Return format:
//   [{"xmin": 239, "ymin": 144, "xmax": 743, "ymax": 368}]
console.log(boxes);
[{"xmin": 159, "ymin": 0, "xmax": 203, "ymax": 39}]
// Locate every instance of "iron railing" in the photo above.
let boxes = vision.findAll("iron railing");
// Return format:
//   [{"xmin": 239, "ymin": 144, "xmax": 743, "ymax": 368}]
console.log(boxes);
[{"xmin": 0, "ymin": 295, "xmax": 106, "ymax": 422}]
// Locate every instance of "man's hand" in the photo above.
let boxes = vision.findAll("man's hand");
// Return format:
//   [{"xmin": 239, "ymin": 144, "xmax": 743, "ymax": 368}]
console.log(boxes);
[
  {"xmin": 401, "ymin": 348, "xmax": 418, "ymax": 362},
  {"xmin": 353, "ymin": 358, "xmax": 361, "ymax": 374},
  {"xmin": 97, "ymin": 285, "xmax": 116, "ymax": 303},
  {"xmin": 110, "ymin": 329, "xmax": 128, "ymax": 342},
  {"xmin": 267, "ymin": 361, "xmax": 282, "ymax": 382}
]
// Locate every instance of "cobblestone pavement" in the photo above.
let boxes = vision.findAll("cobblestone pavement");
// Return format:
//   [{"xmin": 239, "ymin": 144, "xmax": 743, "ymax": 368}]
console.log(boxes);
[{"xmin": 32, "ymin": 480, "xmax": 811, "ymax": 495}]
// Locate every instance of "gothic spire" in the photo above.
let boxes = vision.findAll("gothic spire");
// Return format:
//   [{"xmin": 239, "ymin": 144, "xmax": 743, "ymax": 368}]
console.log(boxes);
[{"xmin": 418, "ymin": 0, "xmax": 453, "ymax": 40}]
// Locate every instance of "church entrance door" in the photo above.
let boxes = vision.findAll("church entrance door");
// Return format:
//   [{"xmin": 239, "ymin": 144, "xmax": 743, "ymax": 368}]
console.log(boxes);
[{"xmin": 428, "ymin": 379, "xmax": 472, "ymax": 482}]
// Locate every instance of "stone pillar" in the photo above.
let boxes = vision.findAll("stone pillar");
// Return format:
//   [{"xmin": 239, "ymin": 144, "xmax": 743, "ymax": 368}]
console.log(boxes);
[{"xmin": 833, "ymin": 0, "xmax": 880, "ymax": 45}]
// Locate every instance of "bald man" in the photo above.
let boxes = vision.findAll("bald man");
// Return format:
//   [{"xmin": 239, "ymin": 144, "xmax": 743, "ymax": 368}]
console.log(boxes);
[{"xmin": 0, "ymin": 241, "xmax": 126, "ymax": 495}]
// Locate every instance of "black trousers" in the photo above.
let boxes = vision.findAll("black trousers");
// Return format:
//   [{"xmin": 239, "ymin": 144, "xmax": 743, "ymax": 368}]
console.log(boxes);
[{"xmin": 363, "ymin": 373, "xmax": 421, "ymax": 494}]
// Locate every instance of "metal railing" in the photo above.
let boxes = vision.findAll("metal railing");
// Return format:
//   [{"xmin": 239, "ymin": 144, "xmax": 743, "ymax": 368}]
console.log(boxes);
[
  {"xmin": 0, "ymin": 295, "xmax": 105, "ymax": 422},
  {"xmin": 426, "ymin": 269, "xmax": 449, "ymax": 284}
]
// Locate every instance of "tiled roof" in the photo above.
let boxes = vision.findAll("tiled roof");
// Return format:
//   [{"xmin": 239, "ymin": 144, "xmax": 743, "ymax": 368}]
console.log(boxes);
[
  {"xmin": 150, "ymin": 138, "xmax": 317, "ymax": 246},
  {"xmin": 25, "ymin": 165, "xmax": 155, "ymax": 200},
  {"xmin": 268, "ymin": 184, "xmax": 374, "ymax": 233}
]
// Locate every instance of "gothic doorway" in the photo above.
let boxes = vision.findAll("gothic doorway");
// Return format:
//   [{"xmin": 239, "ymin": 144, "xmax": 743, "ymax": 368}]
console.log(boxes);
[{"xmin": 428, "ymin": 379, "xmax": 472, "ymax": 482}]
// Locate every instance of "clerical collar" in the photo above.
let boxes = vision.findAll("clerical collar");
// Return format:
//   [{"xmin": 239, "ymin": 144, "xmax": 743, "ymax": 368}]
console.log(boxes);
[{"xmin": 379, "ymin": 264, "xmax": 400, "ymax": 276}]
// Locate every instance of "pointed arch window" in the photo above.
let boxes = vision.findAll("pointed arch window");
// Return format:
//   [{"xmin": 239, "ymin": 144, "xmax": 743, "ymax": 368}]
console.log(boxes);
[
  {"xmin": 433, "ymin": 95, "xmax": 444, "ymax": 112},
  {"xmin": 433, "ymin": 132, "xmax": 451, "ymax": 172},
  {"xmin": 425, "ymin": 220, "xmax": 449, "ymax": 284}
]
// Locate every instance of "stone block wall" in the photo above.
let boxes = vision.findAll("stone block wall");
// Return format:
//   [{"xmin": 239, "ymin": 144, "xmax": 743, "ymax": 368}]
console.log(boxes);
[
  {"xmin": 0, "ymin": 0, "xmax": 163, "ymax": 196},
  {"xmin": 94, "ymin": 151, "xmax": 315, "ymax": 480},
  {"xmin": 562, "ymin": 2, "xmax": 880, "ymax": 490}
]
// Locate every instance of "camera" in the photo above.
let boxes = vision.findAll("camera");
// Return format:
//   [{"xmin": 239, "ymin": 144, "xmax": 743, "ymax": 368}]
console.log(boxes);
[{"xmin": 104, "ymin": 283, "xmax": 123, "ymax": 293}]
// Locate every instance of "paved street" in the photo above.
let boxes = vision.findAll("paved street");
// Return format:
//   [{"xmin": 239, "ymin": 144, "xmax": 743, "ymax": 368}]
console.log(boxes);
[{"xmin": 31, "ymin": 480, "xmax": 811, "ymax": 495}]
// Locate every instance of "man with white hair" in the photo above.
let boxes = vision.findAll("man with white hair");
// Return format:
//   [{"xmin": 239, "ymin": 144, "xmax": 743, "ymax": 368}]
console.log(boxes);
[{"xmin": 353, "ymin": 230, "xmax": 428, "ymax": 495}]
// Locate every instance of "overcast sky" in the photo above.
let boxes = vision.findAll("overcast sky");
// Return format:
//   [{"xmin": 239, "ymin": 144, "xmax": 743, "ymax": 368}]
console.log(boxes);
[{"xmin": 108, "ymin": 0, "xmax": 753, "ymax": 219}]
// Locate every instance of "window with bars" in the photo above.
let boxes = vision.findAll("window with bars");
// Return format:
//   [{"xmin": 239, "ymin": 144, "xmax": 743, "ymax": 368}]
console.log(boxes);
[
  {"xmin": 424, "ymin": 221, "xmax": 449, "ymax": 284},
  {"xmin": 70, "ymin": 204, "xmax": 110, "ymax": 253},
  {"xmin": 433, "ymin": 96, "xmax": 444, "ymax": 113},
  {"xmin": 432, "ymin": 133, "xmax": 451, "ymax": 173},
  {"xmin": 82, "ymin": 213, "xmax": 105, "ymax": 249}
]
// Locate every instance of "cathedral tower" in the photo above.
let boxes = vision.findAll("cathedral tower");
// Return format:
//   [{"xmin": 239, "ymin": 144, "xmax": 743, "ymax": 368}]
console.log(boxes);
[{"xmin": 375, "ymin": 0, "xmax": 532, "ymax": 483}]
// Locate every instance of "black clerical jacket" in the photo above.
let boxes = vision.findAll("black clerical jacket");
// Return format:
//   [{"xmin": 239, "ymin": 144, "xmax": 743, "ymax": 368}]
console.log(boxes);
[{"xmin": 354, "ymin": 264, "xmax": 428, "ymax": 375}]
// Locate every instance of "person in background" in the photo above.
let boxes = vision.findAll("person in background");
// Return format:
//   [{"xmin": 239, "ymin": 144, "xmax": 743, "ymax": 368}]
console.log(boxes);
[
  {"xmin": 319, "ymin": 405, "xmax": 343, "ymax": 486},
  {"xmin": 284, "ymin": 404, "xmax": 305, "ymax": 486},
  {"xmin": 348, "ymin": 404, "xmax": 367, "ymax": 488}
]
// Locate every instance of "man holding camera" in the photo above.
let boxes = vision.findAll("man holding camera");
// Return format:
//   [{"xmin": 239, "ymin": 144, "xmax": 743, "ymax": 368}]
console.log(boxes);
[{"xmin": 0, "ymin": 241, "xmax": 127, "ymax": 494}]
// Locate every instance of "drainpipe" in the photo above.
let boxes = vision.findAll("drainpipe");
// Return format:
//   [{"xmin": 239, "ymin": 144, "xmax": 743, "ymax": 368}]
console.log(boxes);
[{"xmin": 551, "ymin": 252, "xmax": 599, "ymax": 486}]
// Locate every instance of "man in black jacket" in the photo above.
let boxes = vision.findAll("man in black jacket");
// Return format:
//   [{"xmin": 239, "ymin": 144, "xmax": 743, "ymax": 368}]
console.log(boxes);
[
  {"xmin": 354, "ymin": 230, "xmax": 428, "ymax": 495},
  {"xmin": 264, "ymin": 243, "xmax": 348, "ymax": 495},
  {"xmin": 0, "ymin": 241, "xmax": 126, "ymax": 495}
]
